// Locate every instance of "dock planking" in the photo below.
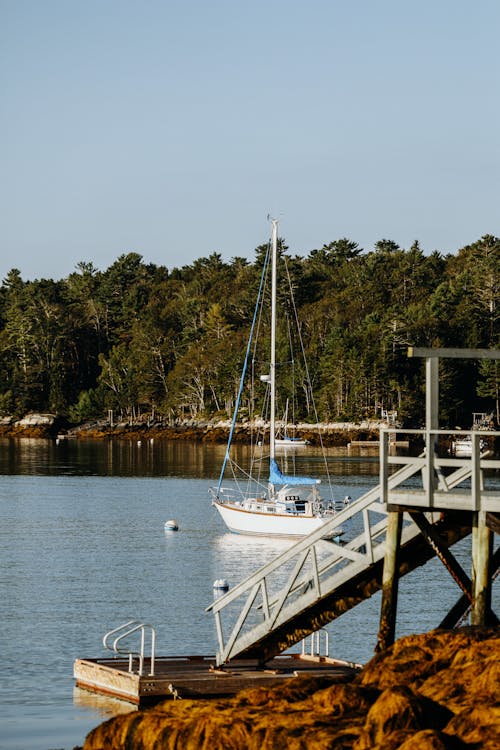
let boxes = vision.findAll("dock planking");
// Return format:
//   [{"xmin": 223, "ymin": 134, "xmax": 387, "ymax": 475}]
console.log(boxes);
[{"xmin": 74, "ymin": 653, "xmax": 360, "ymax": 706}]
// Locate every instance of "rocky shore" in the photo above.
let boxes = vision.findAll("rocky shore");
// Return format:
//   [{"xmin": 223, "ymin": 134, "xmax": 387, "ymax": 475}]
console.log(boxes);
[
  {"xmin": 0, "ymin": 413, "xmax": 386, "ymax": 446},
  {"xmin": 79, "ymin": 626, "xmax": 499, "ymax": 750}
]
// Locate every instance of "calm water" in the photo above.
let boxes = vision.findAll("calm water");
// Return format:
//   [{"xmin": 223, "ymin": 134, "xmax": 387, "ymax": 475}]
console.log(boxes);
[{"xmin": 0, "ymin": 438, "xmax": 496, "ymax": 750}]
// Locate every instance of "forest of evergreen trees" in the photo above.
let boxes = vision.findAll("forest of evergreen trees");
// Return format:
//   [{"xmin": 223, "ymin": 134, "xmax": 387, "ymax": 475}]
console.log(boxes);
[{"xmin": 0, "ymin": 234, "xmax": 498, "ymax": 428}]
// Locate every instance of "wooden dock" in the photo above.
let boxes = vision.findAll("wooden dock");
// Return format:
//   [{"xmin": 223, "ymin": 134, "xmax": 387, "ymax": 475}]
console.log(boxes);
[{"xmin": 74, "ymin": 653, "xmax": 360, "ymax": 705}]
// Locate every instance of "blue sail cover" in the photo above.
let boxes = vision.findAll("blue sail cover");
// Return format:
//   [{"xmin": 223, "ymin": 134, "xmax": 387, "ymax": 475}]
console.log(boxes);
[{"xmin": 269, "ymin": 459, "xmax": 320, "ymax": 486}]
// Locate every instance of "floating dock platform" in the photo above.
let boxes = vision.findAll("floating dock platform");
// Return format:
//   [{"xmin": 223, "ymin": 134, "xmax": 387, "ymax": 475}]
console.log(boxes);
[{"xmin": 74, "ymin": 654, "xmax": 360, "ymax": 706}]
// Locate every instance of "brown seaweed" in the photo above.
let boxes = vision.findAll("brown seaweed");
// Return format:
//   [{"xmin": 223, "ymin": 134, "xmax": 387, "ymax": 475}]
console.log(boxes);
[{"xmin": 82, "ymin": 627, "xmax": 499, "ymax": 750}]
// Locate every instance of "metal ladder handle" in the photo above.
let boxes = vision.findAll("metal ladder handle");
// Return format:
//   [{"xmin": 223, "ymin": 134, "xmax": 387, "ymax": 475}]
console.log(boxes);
[
  {"xmin": 102, "ymin": 619, "xmax": 139, "ymax": 650},
  {"xmin": 111, "ymin": 622, "xmax": 150, "ymax": 652},
  {"xmin": 103, "ymin": 621, "xmax": 156, "ymax": 676},
  {"xmin": 302, "ymin": 628, "xmax": 329, "ymax": 658}
]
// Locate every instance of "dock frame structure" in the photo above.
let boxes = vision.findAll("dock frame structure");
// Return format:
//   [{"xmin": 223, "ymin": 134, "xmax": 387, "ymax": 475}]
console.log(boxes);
[
  {"xmin": 377, "ymin": 346, "xmax": 500, "ymax": 649},
  {"xmin": 206, "ymin": 347, "xmax": 499, "ymax": 666}
]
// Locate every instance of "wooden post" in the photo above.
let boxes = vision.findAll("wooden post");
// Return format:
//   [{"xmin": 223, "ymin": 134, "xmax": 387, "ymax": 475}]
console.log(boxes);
[
  {"xmin": 471, "ymin": 431, "xmax": 482, "ymax": 511},
  {"xmin": 471, "ymin": 510, "xmax": 492, "ymax": 625},
  {"xmin": 425, "ymin": 356, "xmax": 439, "ymax": 431},
  {"xmin": 424, "ymin": 356, "xmax": 439, "ymax": 507},
  {"xmin": 376, "ymin": 511, "xmax": 403, "ymax": 652},
  {"xmin": 380, "ymin": 429, "xmax": 389, "ymax": 505}
]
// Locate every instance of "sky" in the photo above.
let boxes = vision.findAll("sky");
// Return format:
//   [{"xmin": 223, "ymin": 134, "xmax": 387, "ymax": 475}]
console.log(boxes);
[{"xmin": 1, "ymin": 0, "xmax": 499, "ymax": 281}]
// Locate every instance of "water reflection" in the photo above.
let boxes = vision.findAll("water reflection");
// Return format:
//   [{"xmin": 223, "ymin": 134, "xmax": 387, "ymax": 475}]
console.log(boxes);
[
  {"xmin": 0, "ymin": 438, "xmax": 381, "ymax": 478},
  {"xmin": 73, "ymin": 687, "xmax": 137, "ymax": 718},
  {"xmin": 211, "ymin": 532, "xmax": 295, "ymax": 585}
]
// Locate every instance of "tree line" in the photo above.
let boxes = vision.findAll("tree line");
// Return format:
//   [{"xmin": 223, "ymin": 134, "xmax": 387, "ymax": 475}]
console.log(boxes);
[{"xmin": 0, "ymin": 234, "xmax": 498, "ymax": 427}]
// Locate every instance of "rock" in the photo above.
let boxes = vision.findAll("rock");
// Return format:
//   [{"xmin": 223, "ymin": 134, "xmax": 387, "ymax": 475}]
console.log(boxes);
[{"xmin": 15, "ymin": 413, "xmax": 56, "ymax": 427}]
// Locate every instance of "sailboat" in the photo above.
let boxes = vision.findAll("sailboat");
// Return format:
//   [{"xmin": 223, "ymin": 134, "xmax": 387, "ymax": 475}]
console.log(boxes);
[
  {"xmin": 275, "ymin": 399, "xmax": 310, "ymax": 448},
  {"xmin": 210, "ymin": 219, "xmax": 342, "ymax": 538}
]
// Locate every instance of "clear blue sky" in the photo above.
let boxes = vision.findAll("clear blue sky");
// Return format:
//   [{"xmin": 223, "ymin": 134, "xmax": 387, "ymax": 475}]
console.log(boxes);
[{"xmin": 1, "ymin": 0, "xmax": 498, "ymax": 280}]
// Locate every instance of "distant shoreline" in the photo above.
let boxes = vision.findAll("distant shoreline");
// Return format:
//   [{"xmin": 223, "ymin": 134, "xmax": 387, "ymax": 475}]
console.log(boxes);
[{"xmin": 0, "ymin": 413, "xmax": 390, "ymax": 447}]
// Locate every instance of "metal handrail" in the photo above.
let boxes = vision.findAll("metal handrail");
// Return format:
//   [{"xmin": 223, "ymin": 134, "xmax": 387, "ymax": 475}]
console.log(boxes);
[
  {"xmin": 380, "ymin": 428, "xmax": 500, "ymax": 510},
  {"xmin": 103, "ymin": 620, "xmax": 156, "ymax": 675}
]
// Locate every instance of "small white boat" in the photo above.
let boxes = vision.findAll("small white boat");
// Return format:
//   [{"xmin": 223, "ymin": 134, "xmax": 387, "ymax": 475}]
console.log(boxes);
[
  {"xmin": 274, "ymin": 400, "xmax": 310, "ymax": 448},
  {"xmin": 274, "ymin": 436, "xmax": 309, "ymax": 448},
  {"xmin": 449, "ymin": 435, "xmax": 487, "ymax": 456},
  {"xmin": 210, "ymin": 219, "xmax": 343, "ymax": 539}
]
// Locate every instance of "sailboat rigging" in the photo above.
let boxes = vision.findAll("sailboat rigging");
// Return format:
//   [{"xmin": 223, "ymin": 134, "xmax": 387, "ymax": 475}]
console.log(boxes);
[{"xmin": 210, "ymin": 219, "xmax": 342, "ymax": 538}]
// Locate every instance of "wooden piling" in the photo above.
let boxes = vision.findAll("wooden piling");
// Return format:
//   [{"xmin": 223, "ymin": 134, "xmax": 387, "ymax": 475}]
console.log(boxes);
[
  {"xmin": 471, "ymin": 510, "xmax": 493, "ymax": 625},
  {"xmin": 376, "ymin": 510, "xmax": 402, "ymax": 652}
]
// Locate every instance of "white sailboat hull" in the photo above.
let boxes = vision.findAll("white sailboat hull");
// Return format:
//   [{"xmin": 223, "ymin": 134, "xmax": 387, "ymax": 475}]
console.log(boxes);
[{"xmin": 213, "ymin": 499, "xmax": 337, "ymax": 538}]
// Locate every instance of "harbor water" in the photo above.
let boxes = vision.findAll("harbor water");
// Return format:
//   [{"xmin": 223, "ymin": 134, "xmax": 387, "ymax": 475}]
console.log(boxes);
[{"xmin": 0, "ymin": 438, "xmax": 496, "ymax": 750}]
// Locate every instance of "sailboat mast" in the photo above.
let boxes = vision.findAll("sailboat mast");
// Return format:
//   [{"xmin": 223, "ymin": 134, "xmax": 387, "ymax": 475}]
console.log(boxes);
[{"xmin": 270, "ymin": 219, "xmax": 278, "ymax": 462}]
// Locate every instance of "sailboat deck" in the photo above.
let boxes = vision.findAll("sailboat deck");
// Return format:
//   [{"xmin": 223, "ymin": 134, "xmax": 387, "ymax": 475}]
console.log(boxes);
[{"xmin": 74, "ymin": 653, "xmax": 359, "ymax": 705}]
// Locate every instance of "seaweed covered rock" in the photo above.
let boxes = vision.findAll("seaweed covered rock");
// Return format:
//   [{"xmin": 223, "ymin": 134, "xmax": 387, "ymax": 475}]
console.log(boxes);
[
  {"xmin": 83, "ymin": 627, "xmax": 499, "ymax": 750},
  {"xmin": 354, "ymin": 686, "xmax": 454, "ymax": 750}
]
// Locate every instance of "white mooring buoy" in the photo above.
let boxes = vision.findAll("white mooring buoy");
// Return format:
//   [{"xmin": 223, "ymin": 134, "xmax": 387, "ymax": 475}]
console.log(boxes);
[
  {"xmin": 213, "ymin": 578, "xmax": 229, "ymax": 591},
  {"xmin": 164, "ymin": 519, "xmax": 179, "ymax": 531}
]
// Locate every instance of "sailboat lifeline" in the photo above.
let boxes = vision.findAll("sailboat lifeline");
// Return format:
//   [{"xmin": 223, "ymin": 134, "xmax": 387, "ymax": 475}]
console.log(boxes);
[{"xmin": 210, "ymin": 219, "xmax": 342, "ymax": 538}]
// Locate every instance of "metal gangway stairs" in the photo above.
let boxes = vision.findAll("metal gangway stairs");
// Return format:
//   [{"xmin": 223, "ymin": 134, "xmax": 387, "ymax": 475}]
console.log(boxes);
[{"xmin": 207, "ymin": 429, "xmax": 500, "ymax": 666}]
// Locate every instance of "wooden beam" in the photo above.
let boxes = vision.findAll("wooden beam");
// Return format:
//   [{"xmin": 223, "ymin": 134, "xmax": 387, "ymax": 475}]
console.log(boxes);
[
  {"xmin": 439, "ymin": 546, "xmax": 500, "ymax": 629},
  {"xmin": 408, "ymin": 347, "xmax": 500, "ymax": 360},
  {"xmin": 409, "ymin": 511, "xmax": 472, "ymax": 599},
  {"xmin": 486, "ymin": 512, "xmax": 500, "ymax": 535}
]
